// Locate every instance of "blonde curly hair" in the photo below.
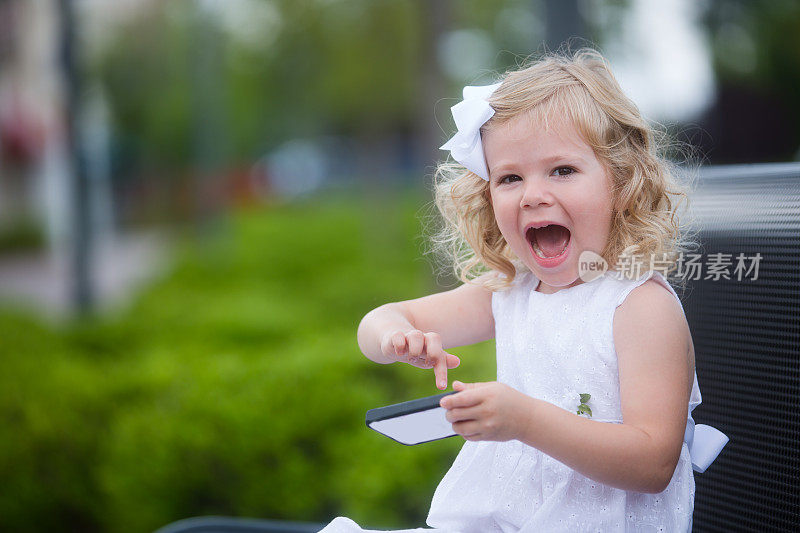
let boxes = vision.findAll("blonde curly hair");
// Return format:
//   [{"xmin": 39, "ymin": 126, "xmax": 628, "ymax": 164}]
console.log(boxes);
[{"xmin": 426, "ymin": 47, "xmax": 700, "ymax": 293}]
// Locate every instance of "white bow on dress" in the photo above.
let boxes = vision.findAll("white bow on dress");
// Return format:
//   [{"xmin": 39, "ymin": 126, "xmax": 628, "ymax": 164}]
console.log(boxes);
[{"xmin": 684, "ymin": 416, "xmax": 729, "ymax": 473}]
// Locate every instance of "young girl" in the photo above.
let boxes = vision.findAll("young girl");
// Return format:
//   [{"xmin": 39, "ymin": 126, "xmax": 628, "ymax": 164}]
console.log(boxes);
[{"xmin": 320, "ymin": 48, "xmax": 726, "ymax": 532}]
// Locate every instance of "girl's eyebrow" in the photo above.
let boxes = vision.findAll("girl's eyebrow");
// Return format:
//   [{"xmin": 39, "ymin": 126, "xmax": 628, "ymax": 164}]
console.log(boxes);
[
  {"xmin": 489, "ymin": 154, "xmax": 589, "ymax": 176},
  {"xmin": 537, "ymin": 154, "xmax": 589, "ymax": 165},
  {"xmin": 489, "ymin": 154, "xmax": 589, "ymax": 175}
]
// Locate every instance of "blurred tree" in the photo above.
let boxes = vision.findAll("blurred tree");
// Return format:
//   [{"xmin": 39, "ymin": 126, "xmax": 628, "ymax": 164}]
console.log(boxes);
[
  {"xmin": 698, "ymin": 0, "xmax": 800, "ymax": 163},
  {"xmin": 544, "ymin": 0, "xmax": 585, "ymax": 51},
  {"xmin": 93, "ymin": 0, "xmax": 800, "ymax": 192},
  {"xmin": 96, "ymin": 1, "xmax": 422, "ymax": 165},
  {"xmin": 93, "ymin": 0, "xmax": 557, "ymax": 187},
  {"xmin": 59, "ymin": 0, "xmax": 94, "ymax": 312}
]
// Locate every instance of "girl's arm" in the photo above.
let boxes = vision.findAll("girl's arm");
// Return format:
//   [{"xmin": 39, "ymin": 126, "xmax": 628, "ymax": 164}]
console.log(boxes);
[
  {"xmin": 442, "ymin": 280, "xmax": 692, "ymax": 493},
  {"xmin": 357, "ymin": 273, "xmax": 495, "ymax": 388}
]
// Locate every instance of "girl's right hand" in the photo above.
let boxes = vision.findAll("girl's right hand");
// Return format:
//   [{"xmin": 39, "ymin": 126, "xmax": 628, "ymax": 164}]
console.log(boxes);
[{"xmin": 380, "ymin": 330, "xmax": 461, "ymax": 390}]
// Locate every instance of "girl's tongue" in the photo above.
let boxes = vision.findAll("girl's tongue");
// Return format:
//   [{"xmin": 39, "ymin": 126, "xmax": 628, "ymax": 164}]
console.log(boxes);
[{"xmin": 531, "ymin": 225, "xmax": 571, "ymax": 257}]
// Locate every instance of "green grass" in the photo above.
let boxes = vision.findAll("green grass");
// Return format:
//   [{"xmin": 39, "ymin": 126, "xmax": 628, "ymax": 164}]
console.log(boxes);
[{"xmin": 0, "ymin": 186, "xmax": 497, "ymax": 532}]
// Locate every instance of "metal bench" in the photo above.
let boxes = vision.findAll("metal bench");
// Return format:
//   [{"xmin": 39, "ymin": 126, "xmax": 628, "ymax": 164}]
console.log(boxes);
[
  {"xmin": 682, "ymin": 162, "xmax": 800, "ymax": 531},
  {"xmin": 154, "ymin": 516, "xmax": 325, "ymax": 533}
]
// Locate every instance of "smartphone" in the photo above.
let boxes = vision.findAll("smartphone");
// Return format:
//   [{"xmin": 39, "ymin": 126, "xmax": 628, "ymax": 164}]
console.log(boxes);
[{"xmin": 366, "ymin": 391, "xmax": 457, "ymax": 445}]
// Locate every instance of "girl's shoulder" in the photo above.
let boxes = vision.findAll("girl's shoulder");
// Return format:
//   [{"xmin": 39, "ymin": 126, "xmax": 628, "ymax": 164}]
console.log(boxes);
[
  {"xmin": 606, "ymin": 270, "xmax": 682, "ymax": 309},
  {"xmin": 594, "ymin": 272, "xmax": 689, "ymax": 362},
  {"xmin": 611, "ymin": 271, "xmax": 690, "ymax": 352}
]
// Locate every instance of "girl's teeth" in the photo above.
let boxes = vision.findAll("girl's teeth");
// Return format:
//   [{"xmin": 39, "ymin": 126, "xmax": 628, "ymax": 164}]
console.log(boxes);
[
  {"xmin": 532, "ymin": 239, "xmax": 545, "ymax": 257},
  {"xmin": 532, "ymin": 237, "xmax": 568, "ymax": 258}
]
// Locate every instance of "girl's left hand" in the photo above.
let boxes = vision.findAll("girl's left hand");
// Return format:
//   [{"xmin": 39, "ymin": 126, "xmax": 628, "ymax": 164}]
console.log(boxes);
[{"xmin": 440, "ymin": 380, "xmax": 531, "ymax": 442}]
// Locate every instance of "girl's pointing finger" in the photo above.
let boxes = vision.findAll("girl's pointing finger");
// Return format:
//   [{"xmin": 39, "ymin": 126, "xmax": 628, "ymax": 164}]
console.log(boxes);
[{"xmin": 424, "ymin": 332, "xmax": 448, "ymax": 390}]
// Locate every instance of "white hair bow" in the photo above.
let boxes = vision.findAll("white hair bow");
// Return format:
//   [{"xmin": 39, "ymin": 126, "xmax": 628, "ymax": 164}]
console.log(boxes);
[{"xmin": 440, "ymin": 83, "xmax": 502, "ymax": 181}]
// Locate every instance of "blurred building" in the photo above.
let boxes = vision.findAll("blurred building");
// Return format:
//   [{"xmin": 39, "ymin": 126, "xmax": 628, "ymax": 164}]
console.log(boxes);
[
  {"xmin": 0, "ymin": 0, "xmax": 60, "ymax": 242},
  {"xmin": 0, "ymin": 0, "xmax": 165, "ymax": 315}
]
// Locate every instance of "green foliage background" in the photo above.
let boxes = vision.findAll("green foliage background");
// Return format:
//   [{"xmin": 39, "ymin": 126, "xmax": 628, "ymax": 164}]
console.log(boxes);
[{"xmin": 0, "ymin": 188, "xmax": 496, "ymax": 532}]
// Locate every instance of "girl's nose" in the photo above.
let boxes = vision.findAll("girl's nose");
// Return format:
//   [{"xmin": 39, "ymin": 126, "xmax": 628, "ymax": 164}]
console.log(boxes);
[{"xmin": 520, "ymin": 178, "xmax": 552, "ymax": 208}]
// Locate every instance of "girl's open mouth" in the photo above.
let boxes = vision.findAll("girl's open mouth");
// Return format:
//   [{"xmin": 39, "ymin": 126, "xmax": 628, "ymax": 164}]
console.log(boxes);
[{"xmin": 526, "ymin": 225, "xmax": 571, "ymax": 267}]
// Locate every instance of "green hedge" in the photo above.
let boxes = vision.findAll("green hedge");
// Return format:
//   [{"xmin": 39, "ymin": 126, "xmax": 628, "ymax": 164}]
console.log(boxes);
[{"xmin": 0, "ymin": 187, "xmax": 496, "ymax": 532}]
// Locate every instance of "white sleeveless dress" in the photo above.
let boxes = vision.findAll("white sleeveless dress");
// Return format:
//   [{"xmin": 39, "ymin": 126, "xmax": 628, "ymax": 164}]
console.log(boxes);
[{"xmin": 321, "ymin": 269, "xmax": 724, "ymax": 533}]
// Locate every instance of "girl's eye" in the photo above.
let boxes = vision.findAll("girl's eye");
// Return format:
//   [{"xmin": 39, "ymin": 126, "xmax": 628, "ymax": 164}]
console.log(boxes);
[
  {"xmin": 497, "ymin": 168, "xmax": 575, "ymax": 183},
  {"xmin": 499, "ymin": 175, "xmax": 522, "ymax": 184},
  {"xmin": 553, "ymin": 166, "xmax": 576, "ymax": 177}
]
